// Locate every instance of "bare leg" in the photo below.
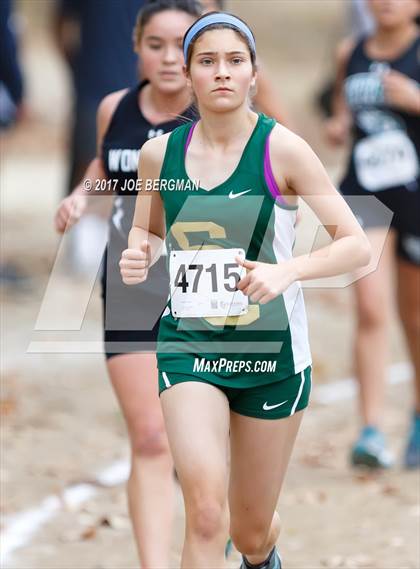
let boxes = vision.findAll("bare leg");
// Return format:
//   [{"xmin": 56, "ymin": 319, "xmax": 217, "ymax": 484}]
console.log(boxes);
[
  {"xmin": 107, "ymin": 353, "xmax": 174, "ymax": 568},
  {"xmin": 229, "ymin": 410, "xmax": 304, "ymax": 563},
  {"xmin": 397, "ymin": 259, "xmax": 420, "ymax": 413},
  {"xmin": 160, "ymin": 382, "xmax": 231, "ymax": 568},
  {"xmin": 353, "ymin": 229, "xmax": 396, "ymax": 427}
]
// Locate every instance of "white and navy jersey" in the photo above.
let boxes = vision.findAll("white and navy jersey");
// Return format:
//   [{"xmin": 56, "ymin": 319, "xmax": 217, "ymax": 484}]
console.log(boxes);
[
  {"xmin": 341, "ymin": 35, "xmax": 420, "ymax": 194},
  {"xmin": 100, "ymin": 82, "xmax": 195, "ymax": 333},
  {"xmin": 102, "ymin": 81, "xmax": 195, "ymax": 242}
]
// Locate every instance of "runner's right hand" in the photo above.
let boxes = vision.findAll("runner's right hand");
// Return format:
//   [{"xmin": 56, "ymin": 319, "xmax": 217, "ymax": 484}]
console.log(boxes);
[
  {"xmin": 120, "ymin": 241, "xmax": 151, "ymax": 285},
  {"xmin": 54, "ymin": 194, "xmax": 87, "ymax": 233},
  {"xmin": 324, "ymin": 116, "xmax": 350, "ymax": 146}
]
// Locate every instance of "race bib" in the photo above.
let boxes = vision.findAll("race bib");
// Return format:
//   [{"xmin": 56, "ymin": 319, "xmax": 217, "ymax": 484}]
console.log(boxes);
[
  {"xmin": 169, "ymin": 248, "xmax": 248, "ymax": 318},
  {"xmin": 354, "ymin": 130, "xmax": 419, "ymax": 192}
]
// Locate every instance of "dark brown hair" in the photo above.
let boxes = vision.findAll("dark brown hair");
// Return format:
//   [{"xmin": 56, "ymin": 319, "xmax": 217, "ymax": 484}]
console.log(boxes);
[
  {"xmin": 184, "ymin": 12, "xmax": 257, "ymax": 72},
  {"xmin": 133, "ymin": 0, "xmax": 203, "ymax": 46}
]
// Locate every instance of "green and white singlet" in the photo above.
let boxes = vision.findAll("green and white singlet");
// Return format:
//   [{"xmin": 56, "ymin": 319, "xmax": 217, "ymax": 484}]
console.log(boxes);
[{"xmin": 157, "ymin": 113, "xmax": 311, "ymax": 388}]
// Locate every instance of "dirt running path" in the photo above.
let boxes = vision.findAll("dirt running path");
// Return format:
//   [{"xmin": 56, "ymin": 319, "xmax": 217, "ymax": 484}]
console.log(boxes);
[{"xmin": 2, "ymin": 1, "xmax": 419, "ymax": 568}]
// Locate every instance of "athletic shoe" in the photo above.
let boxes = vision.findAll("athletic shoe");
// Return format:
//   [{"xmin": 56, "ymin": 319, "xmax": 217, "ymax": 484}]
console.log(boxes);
[
  {"xmin": 350, "ymin": 426, "xmax": 394, "ymax": 469},
  {"xmin": 404, "ymin": 412, "xmax": 420, "ymax": 469},
  {"xmin": 239, "ymin": 547, "xmax": 282, "ymax": 569}
]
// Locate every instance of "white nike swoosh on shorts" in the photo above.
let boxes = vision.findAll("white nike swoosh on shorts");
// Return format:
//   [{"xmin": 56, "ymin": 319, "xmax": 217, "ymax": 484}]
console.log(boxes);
[
  {"xmin": 228, "ymin": 189, "xmax": 252, "ymax": 199},
  {"xmin": 263, "ymin": 400, "xmax": 288, "ymax": 411}
]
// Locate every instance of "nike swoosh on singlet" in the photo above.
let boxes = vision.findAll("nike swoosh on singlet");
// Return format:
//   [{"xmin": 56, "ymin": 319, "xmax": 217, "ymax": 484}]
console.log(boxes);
[
  {"xmin": 263, "ymin": 400, "xmax": 288, "ymax": 411},
  {"xmin": 228, "ymin": 189, "xmax": 252, "ymax": 199}
]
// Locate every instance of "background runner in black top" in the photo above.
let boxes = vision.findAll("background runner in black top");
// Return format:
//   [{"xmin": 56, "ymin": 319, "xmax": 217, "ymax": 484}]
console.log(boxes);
[
  {"xmin": 325, "ymin": 0, "xmax": 420, "ymax": 470},
  {"xmin": 340, "ymin": 33, "xmax": 420, "ymax": 265},
  {"xmin": 101, "ymin": 81, "xmax": 195, "ymax": 356},
  {"xmin": 54, "ymin": 2, "xmax": 202, "ymax": 565}
]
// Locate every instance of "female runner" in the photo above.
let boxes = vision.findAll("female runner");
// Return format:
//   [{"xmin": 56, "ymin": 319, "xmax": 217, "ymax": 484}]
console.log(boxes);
[
  {"xmin": 121, "ymin": 11, "xmax": 371, "ymax": 568},
  {"xmin": 203, "ymin": 0, "xmax": 290, "ymax": 127},
  {"xmin": 55, "ymin": 1, "xmax": 202, "ymax": 566},
  {"xmin": 326, "ymin": 0, "xmax": 419, "ymax": 469}
]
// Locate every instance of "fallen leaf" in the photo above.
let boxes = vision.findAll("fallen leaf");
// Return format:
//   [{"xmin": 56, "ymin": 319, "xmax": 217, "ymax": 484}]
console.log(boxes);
[
  {"xmin": 0, "ymin": 397, "xmax": 17, "ymax": 416},
  {"xmin": 318, "ymin": 490, "xmax": 328, "ymax": 503},
  {"xmin": 81, "ymin": 526, "xmax": 97, "ymax": 540},
  {"xmin": 353, "ymin": 471, "xmax": 380, "ymax": 484},
  {"xmin": 98, "ymin": 516, "xmax": 112, "ymax": 528},
  {"xmin": 381, "ymin": 484, "xmax": 399, "ymax": 496}
]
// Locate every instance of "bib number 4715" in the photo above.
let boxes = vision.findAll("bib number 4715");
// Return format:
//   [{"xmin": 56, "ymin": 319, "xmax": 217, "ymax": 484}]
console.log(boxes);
[
  {"xmin": 174, "ymin": 262, "xmax": 240, "ymax": 294},
  {"xmin": 169, "ymin": 249, "xmax": 248, "ymax": 318}
]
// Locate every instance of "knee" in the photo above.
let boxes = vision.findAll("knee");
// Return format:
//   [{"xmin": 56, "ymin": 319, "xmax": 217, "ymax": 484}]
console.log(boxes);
[
  {"xmin": 357, "ymin": 299, "xmax": 387, "ymax": 330},
  {"xmin": 230, "ymin": 520, "xmax": 269, "ymax": 556},
  {"xmin": 130, "ymin": 422, "xmax": 170, "ymax": 458},
  {"xmin": 187, "ymin": 498, "xmax": 228, "ymax": 541}
]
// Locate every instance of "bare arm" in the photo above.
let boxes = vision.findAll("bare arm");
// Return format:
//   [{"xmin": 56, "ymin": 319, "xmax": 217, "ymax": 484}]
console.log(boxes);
[
  {"xmin": 325, "ymin": 37, "xmax": 355, "ymax": 146},
  {"xmin": 237, "ymin": 127, "xmax": 370, "ymax": 304},
  {"xmin": 383, "ymin": 70, "xmax": 420, "ymax": 115},
  {"xmin": 274, "ymin": 127, "xmax": 371, "ymax": 279},
  {"xmin": 120, "ymin": 135, "xmax": 169, "ymax": 285},
  {"xmin": 54, "ymin": 89, "xmax": 127, "ymax": 232},
  {"xmin": 128, "ymin": 135, "xmax": 168, "ymax": 260},
  {"xmin": 75, "ymin": 89, "xmax": 128, "ymax": 196}
]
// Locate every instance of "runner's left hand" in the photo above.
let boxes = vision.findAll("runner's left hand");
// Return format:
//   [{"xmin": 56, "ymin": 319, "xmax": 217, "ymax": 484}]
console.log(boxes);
[
  {"xmin": 383, "ymin": 70, "xmax": 420, "ymax": 114},
  {"xmin": 235, "ymin": 256, "xmax": 297, "ymax": 304}
]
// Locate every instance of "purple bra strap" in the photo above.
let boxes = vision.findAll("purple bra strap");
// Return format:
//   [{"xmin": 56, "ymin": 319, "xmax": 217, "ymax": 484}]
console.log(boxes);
[
  {"xmin": 264, "ymin": 133, "xmax": 287, "ymax": 205},
  {"xmin": 184, "ymin": 121, "xmax": 197, "ymax": 155}
]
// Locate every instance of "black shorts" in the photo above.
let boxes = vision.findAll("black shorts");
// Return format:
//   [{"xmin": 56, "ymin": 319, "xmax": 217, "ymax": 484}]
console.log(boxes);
[
  {"xmin": 101, "ymin": 249, "xmax": 169, "ymax": 359},
  {"xmin": 340, "ymin": 169, "xmax": 420, "ymax": 266}
]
